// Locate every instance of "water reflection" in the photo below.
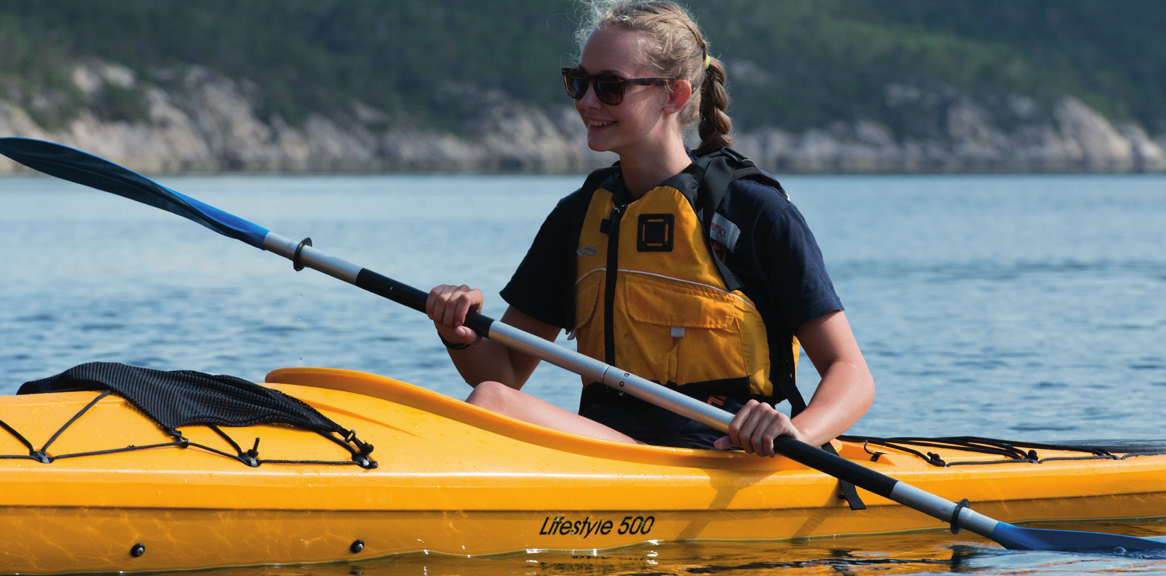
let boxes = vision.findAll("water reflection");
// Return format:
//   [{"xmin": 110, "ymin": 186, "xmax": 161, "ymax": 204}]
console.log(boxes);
[{"xmin": 189, "ymin": 521, "xmax": 1166, "ymax": 576}]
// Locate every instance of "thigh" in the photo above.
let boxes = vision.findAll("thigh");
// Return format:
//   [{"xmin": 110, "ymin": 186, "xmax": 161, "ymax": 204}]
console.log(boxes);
[
  {"xmin": 467, "ymin": 382, "xmax": 643, "ymax": 444},
  {"xmin": 583, "ymin": 395, "xmax": 749, "ymax": 450}
]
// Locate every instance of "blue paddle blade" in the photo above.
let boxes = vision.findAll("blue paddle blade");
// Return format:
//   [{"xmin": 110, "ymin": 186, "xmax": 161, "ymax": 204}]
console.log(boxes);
[
  {"xmin": 992, "ymin": 522, "xmax": 1166, "ymax": 553},
  {"xmin": 0, "ymin": 137, "xmax": 269, "ymax": 249}
]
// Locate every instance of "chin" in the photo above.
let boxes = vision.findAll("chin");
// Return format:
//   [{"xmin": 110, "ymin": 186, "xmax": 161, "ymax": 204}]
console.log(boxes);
[{"xmin": 586, "ymin": 138, "xmax": 613, "ymax": 153}]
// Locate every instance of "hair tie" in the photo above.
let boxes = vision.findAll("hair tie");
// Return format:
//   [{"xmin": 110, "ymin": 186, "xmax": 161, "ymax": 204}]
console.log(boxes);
[{"xmin": 703, "ymin": 54, "xmax": 711, "ymax": 70}]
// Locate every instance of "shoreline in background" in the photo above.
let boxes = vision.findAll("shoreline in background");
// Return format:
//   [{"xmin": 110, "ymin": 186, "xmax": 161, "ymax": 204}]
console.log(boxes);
[{"xmin": 3, "ymin": 62, "xmax": 1164, "ymax": 177}]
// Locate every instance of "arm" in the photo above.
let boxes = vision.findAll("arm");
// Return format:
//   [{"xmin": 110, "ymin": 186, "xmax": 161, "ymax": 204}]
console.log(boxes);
[
  {"xmin": 789, "ymin": 310, "xmax": 874, "ymax": 443},
  {"xmin": 427, "ymin": 284, "xmax": 561, "ymax": 389},
  {"xmin": 711, "ymin": 182, "xmax": 874, "ymax": 456},
  {"xmin": 715, "ymin": 310, "xmax": 874, "ymax": 456}
]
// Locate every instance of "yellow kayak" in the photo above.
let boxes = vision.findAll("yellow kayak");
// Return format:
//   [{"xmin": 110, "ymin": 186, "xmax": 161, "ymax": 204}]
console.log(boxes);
[{"xmin": 1, "ymin": 366, "xmax": 1165, "ymax": 574}]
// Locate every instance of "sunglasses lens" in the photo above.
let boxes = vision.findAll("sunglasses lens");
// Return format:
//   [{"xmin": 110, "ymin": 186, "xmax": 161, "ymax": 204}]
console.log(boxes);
[
  {"xmin": 561, "ymin": 69, "xmax": 627, "ymax": 105},
  {"xmin": 593, "ymin": 76, "xmax": 625, "ymax": 105},
  {"xmin": 563, "ymin": 70, "xmax": 588, "ymax": 99}
]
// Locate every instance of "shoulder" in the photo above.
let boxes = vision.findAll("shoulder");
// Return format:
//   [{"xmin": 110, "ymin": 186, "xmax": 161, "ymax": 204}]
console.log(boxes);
[
  {"xmin": 721, "ymin": 176, "xmax": 799, "ymax": 229},
  {"xmin": 725, "ymin": 176, "xmax": 790, "ymax": 205},
  {"xmin": 692, "ymin": 148, "xmax": 791, "ymax": 215},
  {"xmin": 722, "ymin": 174, "xmax": 825, "ymax": 267},
  {"xmin": 529, "ymin": 185, "xmax": 597, "ymax": 248},
  {"xmin": 550, "ymin": 165, "xmax": 619, "ymax": 217},
  {"xmin": 555, "ymin": 183, "xmax": 599, "ymax": 214},
  {"xmin": 499, "ymin": 182, "xmax": 599, "ymax": 330}
]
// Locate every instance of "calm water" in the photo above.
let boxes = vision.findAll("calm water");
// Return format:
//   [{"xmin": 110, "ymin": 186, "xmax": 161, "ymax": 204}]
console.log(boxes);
[{"xmin": 2, "ymin": 172, "xmax": 1166, "ymax": 574}]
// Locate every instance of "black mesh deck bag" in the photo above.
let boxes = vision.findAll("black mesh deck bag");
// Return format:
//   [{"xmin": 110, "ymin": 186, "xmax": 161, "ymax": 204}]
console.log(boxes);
[{"xmin": 18, "ymin": 361, "xmax": 374, "ymax": 467}]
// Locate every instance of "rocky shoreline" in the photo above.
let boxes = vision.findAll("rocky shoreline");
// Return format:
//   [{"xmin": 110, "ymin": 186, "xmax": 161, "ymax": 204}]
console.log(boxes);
[{"xmin": 2, "ymin": 63, "xmax": 1164, "ymax": 175}]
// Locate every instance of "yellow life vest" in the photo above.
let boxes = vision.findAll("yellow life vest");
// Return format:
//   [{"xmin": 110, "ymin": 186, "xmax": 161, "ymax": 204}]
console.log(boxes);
[{"xmin": 571, "ymin": 168, "xmax": 798, "ymax": 399}]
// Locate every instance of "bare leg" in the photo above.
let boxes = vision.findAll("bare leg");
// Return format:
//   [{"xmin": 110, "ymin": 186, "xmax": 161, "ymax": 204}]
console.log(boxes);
[{"xmin": 467, "ymin": 381, "xmax": 643, "ymax": 444}]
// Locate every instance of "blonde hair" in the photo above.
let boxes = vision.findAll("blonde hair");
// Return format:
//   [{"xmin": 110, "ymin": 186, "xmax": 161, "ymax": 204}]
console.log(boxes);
[{"xmin": 575, "ymin": 0, "xmax": 732, "ymax": 152}]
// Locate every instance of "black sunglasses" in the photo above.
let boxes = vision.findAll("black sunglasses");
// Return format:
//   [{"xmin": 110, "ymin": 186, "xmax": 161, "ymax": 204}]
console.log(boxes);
[{"xmin": 561, "ymin": 67, "xmax": 676, "ymax": 106}]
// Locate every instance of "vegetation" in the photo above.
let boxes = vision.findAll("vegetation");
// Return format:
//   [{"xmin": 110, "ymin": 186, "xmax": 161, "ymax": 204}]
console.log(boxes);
[{"xmin": 0, "ymin": 0, "xmax": 1163, "ymax": 134}]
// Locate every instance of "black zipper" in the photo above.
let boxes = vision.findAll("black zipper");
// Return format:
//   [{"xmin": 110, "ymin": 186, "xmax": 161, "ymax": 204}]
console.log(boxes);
[{"xmin": 602, "ymin": 203, "xmax": 625, "ymax": 366}]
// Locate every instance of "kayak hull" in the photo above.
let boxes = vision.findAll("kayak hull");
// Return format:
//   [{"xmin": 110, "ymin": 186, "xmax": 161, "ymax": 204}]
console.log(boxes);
[{"xmin": 1, "ymin": 367, "xmax": 1164, "ymax": 574}]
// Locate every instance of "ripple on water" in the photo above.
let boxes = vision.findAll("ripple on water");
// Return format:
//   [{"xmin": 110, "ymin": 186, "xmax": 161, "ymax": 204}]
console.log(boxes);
[
  {"xmin": 79, "ymin": 323, "xmax": 128, "ymax": 333},
  {"xmin": 1130, "ymin": 362, "xmax": 1165, "ymax": 371},
  {"xmin": 1009, "ymin": 423, "xmax": 1081, "ymax": 433},
  {"xmin": 14, "ymin": 313, "xmax": 56, "ymax": 323}
]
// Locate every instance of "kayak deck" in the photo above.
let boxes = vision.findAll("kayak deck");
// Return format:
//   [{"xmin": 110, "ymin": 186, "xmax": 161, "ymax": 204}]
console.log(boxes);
[{"xmin": 1, "ymin": 366, "xmax": 1164, "ymax": 574}]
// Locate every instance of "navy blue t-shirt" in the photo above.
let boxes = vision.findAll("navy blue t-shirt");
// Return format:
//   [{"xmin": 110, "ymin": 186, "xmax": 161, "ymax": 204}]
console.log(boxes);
[{"xmin": 500, "ymin": 175, "xmax": 842, "ymax": 339}]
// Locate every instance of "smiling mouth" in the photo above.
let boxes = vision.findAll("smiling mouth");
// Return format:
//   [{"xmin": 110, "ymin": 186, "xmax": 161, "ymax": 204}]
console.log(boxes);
[{"xmin": 587, "ymin": 119, "xmax": 614, "ymax": 128}]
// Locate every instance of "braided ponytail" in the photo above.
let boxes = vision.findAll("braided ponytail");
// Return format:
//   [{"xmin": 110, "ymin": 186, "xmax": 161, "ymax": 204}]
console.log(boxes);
[
  {"xmin": 696, "ymin": 56, "xmax": 732, "ymax": 154},
  {"xmin": 578, "ymin": 1, "xmax": 732, "ymax": 153}
]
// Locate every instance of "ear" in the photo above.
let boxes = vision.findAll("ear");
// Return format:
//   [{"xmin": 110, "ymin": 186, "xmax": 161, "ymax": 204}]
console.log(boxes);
[{"xmin": 663, "ymin": 79, "xmax": 693, "ymax": 114}]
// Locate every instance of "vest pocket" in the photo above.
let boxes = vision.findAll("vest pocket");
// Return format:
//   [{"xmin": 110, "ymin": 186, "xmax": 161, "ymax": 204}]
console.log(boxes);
[
  {"xmin": 621, "ymin": 275, "xmax": 751, "ymax": 387},
  {"xmin": 571, "ymin": 274, "xmax": 602, "ymax": 333}
]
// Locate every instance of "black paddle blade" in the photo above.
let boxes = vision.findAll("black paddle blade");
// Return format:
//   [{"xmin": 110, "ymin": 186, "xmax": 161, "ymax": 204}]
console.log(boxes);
[
  {"xmin": 0, "ymin": 137, "xmax": 269, "ymax": 248},
  {"xmin": 992, "ymin": 522, "xmax": 1166, "ymax": 553}
]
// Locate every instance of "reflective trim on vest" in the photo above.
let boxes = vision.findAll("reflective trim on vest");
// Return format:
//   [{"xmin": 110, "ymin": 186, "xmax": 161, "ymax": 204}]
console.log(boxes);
[{"xmin": 572, "ymin": 183, "xmax": 777, "ymax": 397}]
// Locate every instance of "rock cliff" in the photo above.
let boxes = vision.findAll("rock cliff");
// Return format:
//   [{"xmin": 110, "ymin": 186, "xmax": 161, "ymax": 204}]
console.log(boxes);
[{"xmin": 2, "ymin": 62, "xmax": 1163, "ymax": 174}]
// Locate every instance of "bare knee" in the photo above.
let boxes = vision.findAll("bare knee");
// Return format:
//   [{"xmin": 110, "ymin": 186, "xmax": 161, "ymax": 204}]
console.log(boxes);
[{"xmin": 465, "ymin": 381, "xmax": 515, "ymax": 412}]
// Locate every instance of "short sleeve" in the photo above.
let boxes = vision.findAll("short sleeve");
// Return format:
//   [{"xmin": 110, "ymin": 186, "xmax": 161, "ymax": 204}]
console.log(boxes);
[
  {"xmin": 721, "ymin": 179, "xmax": 842, "ymax": 335},
  {"xmin": 500, "ymin": 189, "xmax": 592, "ymax": 329}
]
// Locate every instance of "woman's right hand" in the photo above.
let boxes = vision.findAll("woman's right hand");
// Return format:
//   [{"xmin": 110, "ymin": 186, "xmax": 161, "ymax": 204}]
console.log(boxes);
[{"xmin": 426, "ymin": 284, "xmax": 485, "ymax": 347}]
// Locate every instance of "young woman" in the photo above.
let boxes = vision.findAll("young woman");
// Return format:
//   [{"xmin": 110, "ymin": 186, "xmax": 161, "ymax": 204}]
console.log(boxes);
[{"xmin": 427, "ymin": 0, "xmax": 873, "ymax": 457}]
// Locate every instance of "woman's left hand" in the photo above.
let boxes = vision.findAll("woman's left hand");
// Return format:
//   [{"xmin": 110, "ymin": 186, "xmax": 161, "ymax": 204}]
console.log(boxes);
[{"xmin": 713, "ymin": 399, "xmax": 806, "ymax": 457}]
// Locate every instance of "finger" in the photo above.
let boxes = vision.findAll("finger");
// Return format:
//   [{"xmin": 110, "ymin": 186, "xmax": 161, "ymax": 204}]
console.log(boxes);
[
  {"xmin": 726, "ymin": 401, "xmax": 753, "ymax": 451},
  {"xmin": 431, "ymin": 285, "xmax": 462, "ymax": 327},
  {"xmin": 741, "ymin": 403, "xmax": 782, "ymax": 456},
  {"xmin": 730, "ymin": 401, "xmax": 763, "ymax": 455},
  {"xmin": 759, "ymin": 418, "xmax": 786, "ymax": 458},
  {"xmin": 452, "ymin": 286, "xmax": 477, "ymax": 325},
  {"xmin": 426, "ymin": 284, "xmax": 449, "ymax": 319},
  {"xmin": 439, "ymin": 291, "xmax": 462, "ymax": 329},
  {"xmin": 432, "ymin": 287, "xmax": 466, "ymax": 331},
  {"xmin": 748, "ymin": 423, "xmax": 767, "ymax": 456}
]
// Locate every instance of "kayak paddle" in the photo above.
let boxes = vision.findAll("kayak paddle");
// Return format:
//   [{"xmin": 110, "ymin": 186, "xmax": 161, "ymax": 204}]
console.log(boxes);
[{"xmin": 2, "ymin": 137, "xmax": 1163, "ymax": 554}]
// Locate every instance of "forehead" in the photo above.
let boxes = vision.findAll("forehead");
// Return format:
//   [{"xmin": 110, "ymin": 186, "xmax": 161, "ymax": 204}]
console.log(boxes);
[{"xmin": 579, "ymin": 28, "xmax": 652, "ymax": 76}]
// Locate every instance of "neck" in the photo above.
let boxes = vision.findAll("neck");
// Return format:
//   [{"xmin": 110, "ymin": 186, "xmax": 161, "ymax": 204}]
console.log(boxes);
[{"xmin": 618, "ymin": 139, "xmax": 694, "ymax": 199}]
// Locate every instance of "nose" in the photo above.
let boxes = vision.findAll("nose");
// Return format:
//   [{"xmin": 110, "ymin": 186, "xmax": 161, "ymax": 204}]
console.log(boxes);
[{"xmin": 576, "ymin": 81, "xmax": 603, "ymax": 110}]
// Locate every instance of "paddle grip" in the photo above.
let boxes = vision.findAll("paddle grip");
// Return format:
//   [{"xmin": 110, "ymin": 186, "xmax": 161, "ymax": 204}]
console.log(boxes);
[
  {"xmin": 355, "ymin": 269, "xmax": 429, "ymax": 313},
  {"xmin": 772, "ymin": 436, "xmax": 897, "ymax": 498},
  {"xmin": 354, "ymin": 269, "xmax": 495, "ymax": 336}
]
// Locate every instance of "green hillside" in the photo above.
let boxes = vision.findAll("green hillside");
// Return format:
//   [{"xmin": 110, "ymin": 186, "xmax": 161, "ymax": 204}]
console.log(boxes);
[{"xmin": 1, "ymin": 0, "xmax": 1163, "ymax": 134}]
